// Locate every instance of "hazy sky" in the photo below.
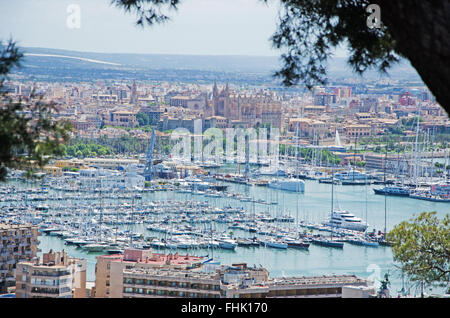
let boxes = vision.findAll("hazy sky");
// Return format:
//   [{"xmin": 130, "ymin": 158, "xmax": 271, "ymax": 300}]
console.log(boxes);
[{"xmin": 0, "ymin": 0, "xmax": 347, "ymax": 57}]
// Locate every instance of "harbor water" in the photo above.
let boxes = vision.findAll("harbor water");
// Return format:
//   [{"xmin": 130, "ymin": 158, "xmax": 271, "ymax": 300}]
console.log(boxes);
[{"xmin": 30, "ymin": 176, "xmax": 449, "ymax": 297}]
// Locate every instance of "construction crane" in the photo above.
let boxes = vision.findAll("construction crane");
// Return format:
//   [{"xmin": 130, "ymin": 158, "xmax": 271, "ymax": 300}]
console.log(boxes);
[
  {"xmin": 144, "ymin": 129, "xmax": 156, "ymax": 181},
  {"xmin": 244, "ymin": 134, "xmax": 250, "ymax": 178}
]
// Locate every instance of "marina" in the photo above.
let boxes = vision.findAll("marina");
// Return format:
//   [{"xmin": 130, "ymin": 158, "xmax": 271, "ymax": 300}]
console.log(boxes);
[{"xmin": 1, "ymin": 166, "xmax": 448, "ymax": 296}]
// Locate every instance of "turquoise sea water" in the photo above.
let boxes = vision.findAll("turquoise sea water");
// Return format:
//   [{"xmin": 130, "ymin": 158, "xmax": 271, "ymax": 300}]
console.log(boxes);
[{"xmin": 34, "ymin": 177, "xmax": 449, "ymax": 297}]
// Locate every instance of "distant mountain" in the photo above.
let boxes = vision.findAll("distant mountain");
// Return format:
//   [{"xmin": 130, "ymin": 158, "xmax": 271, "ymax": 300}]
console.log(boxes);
[
  {"xmin": 20, "ymin": 47, "xmax": 282, "ymax": 73},
  {"xmin": 13, "ymin": 47, "xmax": 421, "ymax": 84}
]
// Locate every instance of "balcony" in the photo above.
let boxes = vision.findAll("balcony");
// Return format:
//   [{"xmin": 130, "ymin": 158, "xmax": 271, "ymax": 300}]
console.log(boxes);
[
  {"xmin": 32, "ymin": 271, "xmax": 71, "ymax": 278},
  {"xmin": 31, "ymin": 280, "xmax": 72, "ymax": 289},
  {"xmin": 122, "ymin": 283, "xmax": 221, "ymax": 297}
]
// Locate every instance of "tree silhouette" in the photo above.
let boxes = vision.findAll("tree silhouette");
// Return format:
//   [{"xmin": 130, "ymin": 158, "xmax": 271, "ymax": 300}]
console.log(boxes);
[{"xmin": 0, "ymin": 40, "xmax": 71, "ymax": 181}]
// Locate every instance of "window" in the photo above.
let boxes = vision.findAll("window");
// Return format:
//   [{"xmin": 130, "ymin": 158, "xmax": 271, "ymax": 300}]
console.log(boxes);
[{"xmin": 123, "ymin": 287, "xmax": 133, "ymax": 294}]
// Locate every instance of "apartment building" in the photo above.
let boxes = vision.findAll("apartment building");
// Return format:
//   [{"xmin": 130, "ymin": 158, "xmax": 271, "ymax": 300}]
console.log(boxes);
[
  {"xmin": 344, "ymin": 124, "xmax": 371, "ymax": 138},
  {"xmin": 95, "ymin": 249, "xmax": 205, "ymax": 298},
  {"xmin": 122, "ymin": 267, "xmax": 222, "ymax": 298},
  {"xmin": 118, "ymin": 262, "xmax": 371, "ymax": 298},
  {"xmin": 0, "ymin": 223, "xmax": 40, "ymax": 293},
  {"xmin": 107, "ymin": 110, "xmax": 138, "ymax": 128},
  {"xmin": 120, "ymin": 262, "xmax": 269, "ymax": 298},
  {"xmin": 364, "ymin": 153, "xmax": 407, "ymax": 172},
  {"xmin": 288, "ymin": 118, "xmax": 330, "ymax": 138},
  {"xmin": 15, "ymin": 249, "xmax": 86, "ymax": 298},
  {"xmin": 83, "ymin": 158, "xmax": 140, "ymax": 170},
  {"xmin": 263, "ymin": 275, "xmax": 371, "ymax": 298}
]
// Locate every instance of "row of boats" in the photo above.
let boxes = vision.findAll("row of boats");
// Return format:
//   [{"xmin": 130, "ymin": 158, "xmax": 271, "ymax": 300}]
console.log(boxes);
[
  {"xmin": 373, "ymin": 183, "xmax": 450, "ymax": 202},
  {"xmin": 40, "ymin": 223, "xmax": 382, "ymax": 253}
]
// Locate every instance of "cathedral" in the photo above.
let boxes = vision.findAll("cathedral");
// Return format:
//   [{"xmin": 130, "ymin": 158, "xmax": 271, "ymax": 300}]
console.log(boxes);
[{"xmin": 204, "ymin": 82, "xmax": 282, "ymax": 128}]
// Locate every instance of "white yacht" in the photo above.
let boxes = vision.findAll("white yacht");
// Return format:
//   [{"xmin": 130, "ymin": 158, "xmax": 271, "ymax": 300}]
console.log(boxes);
[
  {"xmin": 267, "ymin": 178, "xmax": 305, "ymax": 192},
  {"xmin": 323, "ymin": 210, "xmax": 368, "ymax": 232},
  {"xmin": 334, "ymin": 170, "xmax": 371, "ymax": 182}
]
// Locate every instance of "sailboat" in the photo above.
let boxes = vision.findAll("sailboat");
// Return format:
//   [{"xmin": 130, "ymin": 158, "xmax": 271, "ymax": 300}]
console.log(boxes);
[
  {"xmin": 313, "ymin": 168, "xmax": 344, "ymax": 248},
  {"xmin": 321, "ymin": 169, "xmax": 368, "ymax": 233}
]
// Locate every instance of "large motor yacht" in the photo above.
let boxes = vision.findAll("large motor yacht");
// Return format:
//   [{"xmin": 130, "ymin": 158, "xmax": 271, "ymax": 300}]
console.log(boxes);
[{"xmin": 323, "ymin": 210, "xmax": 368, "ymax": 232}]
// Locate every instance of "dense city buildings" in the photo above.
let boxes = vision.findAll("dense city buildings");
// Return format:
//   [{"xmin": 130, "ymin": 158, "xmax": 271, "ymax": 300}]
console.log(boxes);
[
  {"xmin": 4, "ymin": 79, "xmax": 447, "ymax": 147},
  {"xmin": 0, "ymin": 74, "xmax": 448, "ymax": 300}
]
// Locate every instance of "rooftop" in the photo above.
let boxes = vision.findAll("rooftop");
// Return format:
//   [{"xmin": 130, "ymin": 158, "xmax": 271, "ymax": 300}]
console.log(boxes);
[
  {"xmin": 0, "ymin": 223, "xmax": 37, "ymax": 231},
  {"xmin": 101, "ymin": 251, "xmax": 205, "ymax": 267},
  {"xmin": 124, "ymin": 268, "xmax": 217, "ymax": 281},
  {"xmin": 266, "ymin": 275, "xmax": 368, "ymax": 287}
]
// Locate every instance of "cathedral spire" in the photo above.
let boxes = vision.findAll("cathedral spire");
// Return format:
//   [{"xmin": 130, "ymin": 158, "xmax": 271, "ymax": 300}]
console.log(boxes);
[
  {"xmin": 130, "ymin": 80, "xmax": 137, "ymax": 105},
  {"xmin": 213, "ymin": 81, "xmax": 218, "ymax": 98}
]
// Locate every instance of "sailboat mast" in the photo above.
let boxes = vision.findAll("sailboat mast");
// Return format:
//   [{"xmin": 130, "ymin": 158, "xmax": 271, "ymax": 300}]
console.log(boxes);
[
  {"xmin": 384, "ymin": 148, "xmax": 387, "ymax": 238},
  {"xmin": 331, "ymin": 166, "xmax": 335, "ymax": 239},
  {"xmin": 413, "ymin": 104, "xmax": 422, "ymax": 185},
  {"xmin": 331, "ymin": 166, "xmax": 334, "ymax": 213}
]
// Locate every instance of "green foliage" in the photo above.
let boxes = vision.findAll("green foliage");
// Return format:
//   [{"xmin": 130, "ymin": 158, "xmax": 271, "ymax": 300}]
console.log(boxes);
[
  {"xmin": 111, "ymin": 0, "xmax": 179, "ymax": 26},
  {"xmin": 387, "ymin": 212, "xmax": 450, "ymax": 289},
  {"xmin": 268, "ymin": 0, "xmax": 399, "ymax": 88},
  {"xmin": 401, "ymin": 117, "xmax": 423, "ymax": 129},
  {"xmin": 0, "ymin": 40, "xmax": 72, "ymax": 181},
  {"xmin": 387, "ymin": 126, "xmax": 404, "ymax": 135},
  {"xmin": 137, "ymin": 112, "xmax": 150, "ymax": 126},
  {"xmin": 64, "ymin": 142, "xmax": 113, "ymax": 158},
  {"xmin": 356, "ymin": 160, "xmax": 366, "ymax": 167},
  {"xmin": 292, "ymin": 147, "xmax": 341, "ymax": 165},
  {"xmin": 66, "ymin": 135, "xmax": 147, "ymax": 156}
]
